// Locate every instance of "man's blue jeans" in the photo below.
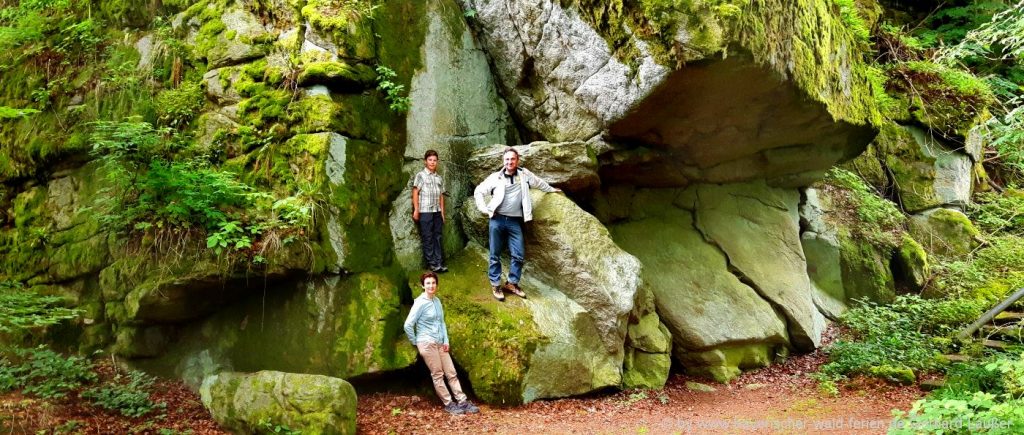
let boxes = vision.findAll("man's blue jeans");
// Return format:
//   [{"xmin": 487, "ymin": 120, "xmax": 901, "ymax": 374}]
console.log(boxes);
[{"xmin": 488, "ymin": 215, "xmax": 524, "ymax": 286}]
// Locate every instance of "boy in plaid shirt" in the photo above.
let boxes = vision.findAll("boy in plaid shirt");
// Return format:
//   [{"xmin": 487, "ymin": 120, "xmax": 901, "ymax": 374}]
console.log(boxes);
[{"xmin": 412, "ymin": 150, "xmax": 448, "ymax": 272}]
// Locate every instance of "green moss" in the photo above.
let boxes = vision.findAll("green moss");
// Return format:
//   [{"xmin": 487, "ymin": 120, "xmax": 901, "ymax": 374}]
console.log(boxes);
[
  {"xmin": 288, "ymin": 96, "xmax": 341, "ymax": 135},
  {"xmin": 736, "ymin": 0, "xmax": 882, "ymax": 126},
  {"xmin": 678, "ymin": 344, "xmax": 775, "ymax": 383},
  {"xmin": 411, "ymin": 249, "xmax": 545, "ymax": 404},
  {"xmin": 885, "ymin": 61, "xmax": 995, "ymax": 137},
  {"xmin": 297, "ymin": 61, "xmax": 376, "ymax": 87},
  {"xmin": 825, "ymin": 168, "xmax": 905, "ymax": 248}
]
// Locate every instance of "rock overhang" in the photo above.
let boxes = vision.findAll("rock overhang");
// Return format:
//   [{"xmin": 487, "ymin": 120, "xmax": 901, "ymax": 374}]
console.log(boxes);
[{"xmin": 601, "ymin": 51, "xmax": 879, "ymax": 187}]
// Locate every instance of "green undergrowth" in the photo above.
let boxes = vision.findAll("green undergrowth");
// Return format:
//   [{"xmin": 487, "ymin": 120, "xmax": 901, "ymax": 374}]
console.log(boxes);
[
  {"xmin": 891, "ymin": 353, "xmax": 1024, "ymax": 434},
  {"xmin": 824, "ymin": 167, "xmax": 904, "ymax": 248},
  {"xmin": 89, "ymin": 119, "xmax": 315, "ymax": 261},
  {"xmin": 815, "ymin": 295, "xmax": 985, "ymax": 393}
]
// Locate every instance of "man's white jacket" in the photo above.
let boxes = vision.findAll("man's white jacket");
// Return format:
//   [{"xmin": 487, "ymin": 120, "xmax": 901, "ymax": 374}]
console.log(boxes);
[{"xmin": 473, "ymin": 168, "xmax": 556, "ymax": 222}]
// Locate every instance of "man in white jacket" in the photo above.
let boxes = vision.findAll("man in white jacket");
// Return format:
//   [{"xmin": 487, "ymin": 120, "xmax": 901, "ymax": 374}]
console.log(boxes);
[{"xmin": 473, "ymin": 148, "xmax": 561, "ymax": 301}]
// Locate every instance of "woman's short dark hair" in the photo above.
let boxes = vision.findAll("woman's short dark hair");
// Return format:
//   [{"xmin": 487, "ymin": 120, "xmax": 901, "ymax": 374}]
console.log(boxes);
[
  {"xmin": 420, "ymin": 271, "xmax": 439, "ymax": 285},
  {"xmin": 424, "ymin": 149, "xmax": 439, "ymax": 160}
]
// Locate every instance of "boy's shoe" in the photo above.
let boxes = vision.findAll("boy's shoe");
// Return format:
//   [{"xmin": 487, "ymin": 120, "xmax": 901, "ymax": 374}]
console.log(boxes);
[
  {"xmin": 491, "ymin": 286, "xmax": 505, "ymax": 301},
  {"xmin": 503, "ymin": 281, "xmax": 527, "ymax": 299},
  {"xmin": 457, "ymin": 400, "xmax": 480, "ymax": 414},
  {"xmin": 444, "ymin": 402, "xmax": 465, "ymax": 415}
]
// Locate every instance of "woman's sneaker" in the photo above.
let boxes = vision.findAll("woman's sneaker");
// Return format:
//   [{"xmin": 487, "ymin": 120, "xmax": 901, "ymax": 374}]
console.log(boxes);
[
  {"xmin": 444, "ymin": 402, "xmax": 465, "ymax": 415},
  {"xmin": 457, "ymin": 400, "xmax": 480, "ymax": 414}
]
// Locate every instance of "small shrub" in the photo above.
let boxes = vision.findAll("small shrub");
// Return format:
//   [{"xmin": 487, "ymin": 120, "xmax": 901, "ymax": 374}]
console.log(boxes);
[
  {"xmin": 1, "ymin": 345, "xmax": 97, "ymax": 399},
  {"xmin": 0, "ymin": 284, "xmax": 82, "ymax": 333},
  {"xmin": 82, "ymin": 370, "xmax": 166, "ymax": 417},
  {"xmin": 375, "ymin": 65, "xmax": 410, "ymax": 113},
  {"xmin": 817, "ymin": 296, "xmax": 984, "ymax": 382},
  {"xmin": 155, "ymin": 81, "xmax": 206, "ymax": 128}
]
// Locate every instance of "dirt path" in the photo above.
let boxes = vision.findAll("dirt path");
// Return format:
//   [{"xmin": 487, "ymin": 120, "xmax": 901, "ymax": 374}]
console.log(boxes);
[{"xmin": 358, "ymin": 345, "xmax": 926, "ymax": 435}]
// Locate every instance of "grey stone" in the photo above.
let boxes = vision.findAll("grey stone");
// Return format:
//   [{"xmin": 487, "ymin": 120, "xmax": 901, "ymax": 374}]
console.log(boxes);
[
  {"xmin": 685, "ymin": 381, "xmax": 717, "ymax": 393},
  {"xmin": 467, "ymin": 142, "xmax": 600, "ymax": 193},
  {"xmin": 877, "ymin": 124, "xmax": 972, "ymax": 213},
  {"xmin": 203, "ymin": 68, "xmax": 242, "ymax": 105},
  {"xmin": 207, "ymin": 8, "xmax": 272, "ymax": 68},
  {"xmin": 694, "ymin": 182, "xmax": 825, "ymax": 350},
  {"xmin": 611, "ymin": 206, "xmax": 789, "ymax": 352},
  {"xmin": 461, "ymin": 192, "xmax": 640, "ymax": 353}
]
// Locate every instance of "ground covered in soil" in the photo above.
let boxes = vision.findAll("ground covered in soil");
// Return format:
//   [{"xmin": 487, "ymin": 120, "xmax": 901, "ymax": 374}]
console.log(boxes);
[
  {"xmin": 2, "ymin": 331, "xmax": 924, "ymax": 434},
  {"xmin": 357, "ymin": 343, "xmax": 925, "ymax": 435}
]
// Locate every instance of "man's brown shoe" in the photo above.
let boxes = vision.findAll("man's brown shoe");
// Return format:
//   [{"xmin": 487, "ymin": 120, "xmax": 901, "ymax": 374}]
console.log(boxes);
[
  {"xmin": 491, "ymin": 286, "xmax": 505, "ymax": 302},
  {"xmin": 503, "ymin": 282, "xmax": 527, "ymax": 299}
]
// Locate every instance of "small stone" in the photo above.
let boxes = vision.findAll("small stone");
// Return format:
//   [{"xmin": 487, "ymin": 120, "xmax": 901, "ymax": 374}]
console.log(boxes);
[
  {"xmin": 744, "ymin": 383, "xmax": 766, "ymax": 391},
  {"xmin": 685, "ymin": 381, "xmax": 717, "ymax": 393}
]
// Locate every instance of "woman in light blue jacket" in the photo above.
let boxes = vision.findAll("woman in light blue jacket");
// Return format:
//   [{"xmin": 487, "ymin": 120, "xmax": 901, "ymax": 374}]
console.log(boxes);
[{"xmin": 404, "ymin": 271, "xmax": 480, "ymax": 415}]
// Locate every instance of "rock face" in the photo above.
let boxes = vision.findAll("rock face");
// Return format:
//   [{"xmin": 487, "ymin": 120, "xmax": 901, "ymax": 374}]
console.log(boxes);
[
  {"xmin": 389, "ymin": 0, "xmax": 516, "ymax": 271},
  {"xmin": 131, "ymin": 274, "xmax": 417, "ymax": 386},
  {"xmin": 460, "ymin": 0, "xmax": 879, "ymax": 185},
  {"xmin": 201, "ymin": 371, "xmax": 356, "ymax": 435}
]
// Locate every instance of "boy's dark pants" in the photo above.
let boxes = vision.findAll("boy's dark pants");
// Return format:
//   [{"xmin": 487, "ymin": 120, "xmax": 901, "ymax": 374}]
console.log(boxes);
[{"xmin": 418, "ymin": 212, "xmax": 444, "ymax": 268}]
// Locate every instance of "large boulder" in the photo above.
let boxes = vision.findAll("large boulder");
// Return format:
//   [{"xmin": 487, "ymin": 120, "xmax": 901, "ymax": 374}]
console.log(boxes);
[
  {"xmin": 462, "ymin": 191, "xmax": 640, "ymax": 352},
  {"xmin": 908, "ymin": 208, "xmax": 982, "ymax": 257},
  {"xmin": 693, "ymin": 182, "xmax": 825, "ymax": 350},
  {"xmin": 429, "ymin": 245, "xmax": 622, "ymax": 404},
  {"xmin": 611, "ymin": 202, "xmax": 789, "ymax": 382},
  {"xmin": 201, "ymin": 371, "xmax": 356, "ymax": 435}
]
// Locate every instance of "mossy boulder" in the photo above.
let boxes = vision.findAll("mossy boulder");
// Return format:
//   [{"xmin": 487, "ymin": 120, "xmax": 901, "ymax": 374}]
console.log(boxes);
[
  {"xmin": 426, "ymin": 245, "xmax": 621, "ymax": 404},
  {"xmin": 873, "ymin": 123, "xmax": 972, "ymax": 213},
  {"xmin": 200, "ymin": 371, "xmax": 357, "ymax": 435},
  {"xmin": 296, "ymin": 61, "xmax": 376, "ymax": 90},
  {"xmin": 908, "ymin": 208, "xmax": 982, "ymax": 257},
  {"xmin": 461, "ymin": 191, "xmax": 640, "ymax": 353},
  {"xmin": 894, "ymin": 234, "xmax": 929, "ymax": 292},
  {"xmin": 677, "ymin": 344, "xmax": 776, "ymax": 383},
  {"xmin": 622, "ymin": 349, "xmax": 671, "ymax": 390}
]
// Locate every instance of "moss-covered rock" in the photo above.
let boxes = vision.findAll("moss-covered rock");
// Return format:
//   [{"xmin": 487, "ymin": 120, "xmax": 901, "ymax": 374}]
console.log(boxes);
[
  {"xmin": 873, "ymin": 123, "xmax": 972, "ymax": 213},
  {"xmin": 622, "ymin": 349, "xmax": 671, "ymax": 390},
  {"xmin": 417, "ymin": 245, "xmax": 621, "ymax": 404},
  {"xmin": 894, "ymin": 234, "xmax": 929, "ymax": 292},
  {"xmin": 909, "ymin": 208, "xmax": 982, "ymax": 257},
  {"xmin": 201, "ymin": 370, "xmax": 357, "ymax": 435},
  {"xmin": 677, "ymin": 344, "xmax": 776, "ymax": 383}
]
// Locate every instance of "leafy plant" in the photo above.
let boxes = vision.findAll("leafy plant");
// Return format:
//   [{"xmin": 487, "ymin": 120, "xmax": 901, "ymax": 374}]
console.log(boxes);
[
  {"xmin": 82, "ymin": 370, "xmax": 166, "ymax": 417},
  {"xmin": 257, "ymin": 417, "xmax": 303, "ymax": 435},
  {"xmin": 375, "ymin": 65, "xmax": 410, "ymax": 113},
  {"xmin": 0, "ymin": 345, "xmax": 97, "ymax": 399},
  {"xmin": 0, "ymin": 284, "xmax": 82, "ymax": 333},
  {"xmin": 817, "ymin": 296, "xmax": 984, "ymax": 383}
]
